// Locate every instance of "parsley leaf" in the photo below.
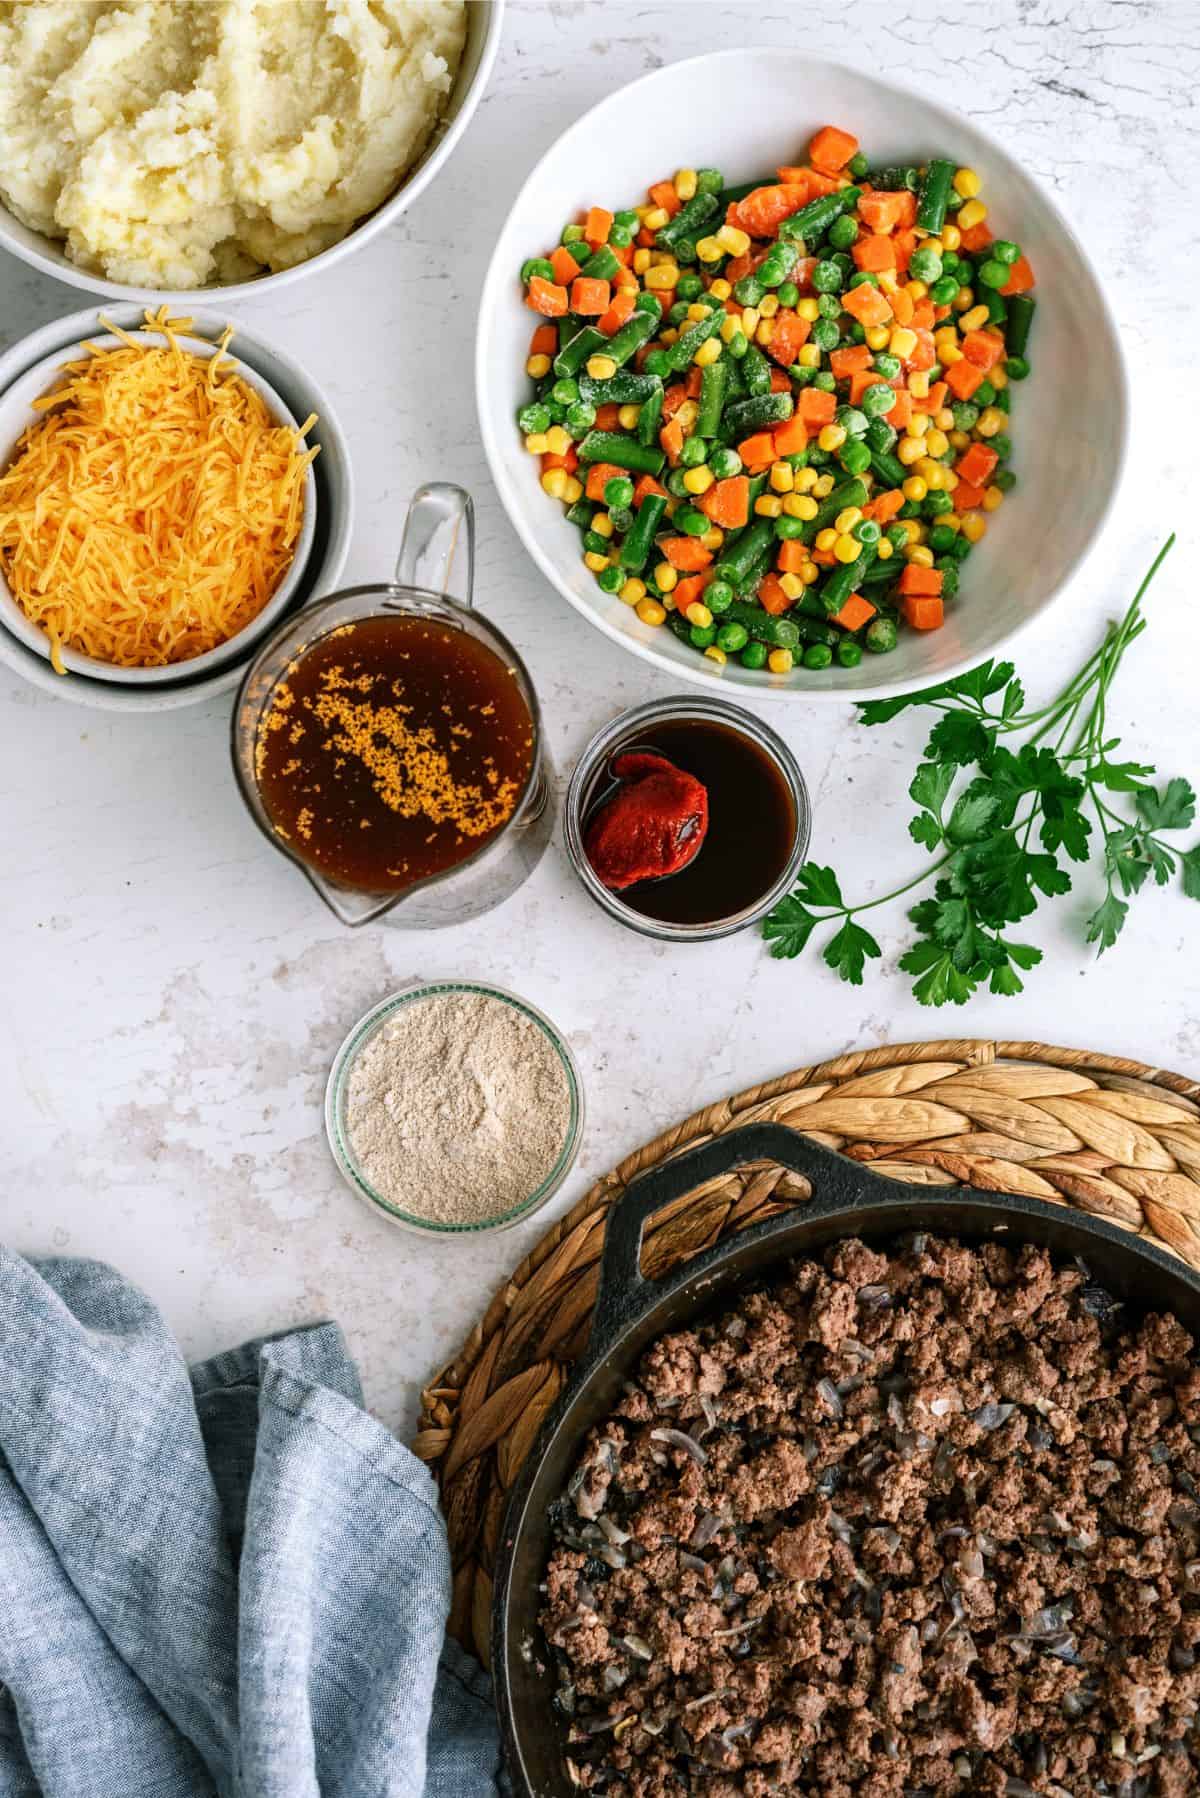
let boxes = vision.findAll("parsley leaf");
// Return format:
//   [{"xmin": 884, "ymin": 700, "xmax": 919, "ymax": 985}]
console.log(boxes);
[
  {"xmin": 1086, "ymin": 890, "xmax": 1130, "ymax": 953},
  {"xmin": 762, "ymin": 894, "xmax": 820, "ymax": 960},
  {"xmin": 1183, "ymin": 845, "xmax": 1200, "ymax": 902},
  {"xmin": 1136, "ymin": 778, "xmax": 1196, "ymax": 833},
  {"xmin": 823, "ymin": 919, "xmax": 882, "ymax": 986}
]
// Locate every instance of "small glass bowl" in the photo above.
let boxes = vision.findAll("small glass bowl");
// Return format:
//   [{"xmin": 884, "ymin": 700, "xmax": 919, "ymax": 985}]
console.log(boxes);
[
  {"xmin": 324, "ymin": 979, "xmax": 585, "ymax": 1237},
  {"xmin": 563, "ymin": 696, "xmax": 811, "ymax": 943}
]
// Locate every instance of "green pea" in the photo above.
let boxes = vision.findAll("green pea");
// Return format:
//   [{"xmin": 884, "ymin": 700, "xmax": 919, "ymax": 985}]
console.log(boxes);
[
  {"xmin": 709, "ymin": 446, "xmax": 742, "ymax": 479},
  {"xmin": 550, "ymin": 376, "xmax": 578, "ymax": 405},
  {"xmin": 667, "ymin": 300, "xmax": 690, "ymax": 326},
  {"xmin": 847, "ymin": 321, "xmax": 867, "ymax": 344},
  {"xmin": 995, "ymin": 386, "xmax": 1011, "ymax": 413},
  {"xmin": 812, "ymin": 318, "xmax": 840, "ymax": 352},
  {"xmin": 674, "ymin": 504, "xmax": 710, "ymax": 536},
  {"xmin": 733, "ymin": 274, "xmax": 764, "ymax": 306},
  {"xmin": 929, "ymin": 275, "xmax": 959, "ymax": 306},
  {"xmin": 928, "ymin": 523, "xmax": 958, "ymax": 555},
  {"xmin": 521, "ymin": 257, "xmax": 555, "ymax": 284},
  {"xmin": 938, "ymin": 560, "xmax": 960, "ymax": 600},
  {"xmin": 991, "ymin": 240, "xmax": 1021, "ymax": 265},
  {"xmin": 758, "ymin": 255, "xmax": 789, "ymax": 289},
  {"xmin": 812, "ymin": 370, "xmax": 837, "ymax": 392},
  {"xmin": 613, "ymin": 210, "xmax": 640, "ymax": 232},
  {"xmin": 727, "ymin": 331, "xmax": 749, "ymax": 359},
  {"xmin": 741, "ymin": 639, "xmax": 769, "ymax": 670},
  {"xmin": 689, "ymin": 622, "xmax": 717, "ymax": 649},
  {"xmin": 847, "ymin": 152, "xmax": 870, "ymax": 179},
  {"xmin": 596, "ymin": 565, "xmax": 623, "ymax": 593},
  {"xmin": 806, "ymin": 446, "xmax": 829, "ymax": 467},
  {"xmin": 837, "ymin": 638, "xmax": 864, "ymax": 668},
  {"xmin": 785, "ymin": 449, "xmax": 809, "ymax": 469},
  {"xmin": 789, "ymin": 363, "xmax": 815, "ymax": 387},
  {"xmin": 517, "ymin": 402, "xmax": 551, "ymax": 434},
  {"xmin": 666, "ymin": 469, "xmax": 691, "ymax": 498},
  {"xmin": 696, "ymin": 169, "xmax": 724, "ymax": 195},
  {"xmin": 832, "ymin": 251, "xmax": 854, "ymax": 278},
  {"xmin": 951, "ymin": 534, "xmax": 973, "ymax": 561},
  {"xmin": 776, "ymin": 280, "xmax": 799, "ymax": 308},
  {"xmin": 1005, "ymin": 355, "xmax": 1030, "ymax": 380},
  {"xmin": 680, "ymin": 437, "xmax": 708, "ymax": 469},
  {"xmin": 977, "ymin": 259, "xmax": 1008, "ymax": 289},
  {"xmin": 802, "ymin": 642, "xmax": 833, "ymax": 670},
  {"xmin": 908, "ymin": 246, "xmax": 943, "ymax": 283},
  {"xmin": 676, "ymin": 271, "xmax": 704, "ymax": 301},
  {"xmin": 854, "ymin": 518, "xmax": 881, "ymax": 545},
  {"xmin": 994, "ymin": 468, "xmax": 1017, "ymax": 492},
  {"xmin": 817, "ymin": 292, "xmax": 841, "ymax": 318},
  {"xmin": 837, "ymin": 406, "xmax": 869, "ymax": 437},
  {"xmin": 861, "ymin": 382, "xmax": 896, "ymax": 419},
  {"xmin": 706, "ymin": 579, "xmax": 733, "ymax": 613},
  {"xmin": 828, "ymin": 214, "xmax": 859, "ymax": 250},
  {"xmin": 974, "ymin": 380, "xmax": 996, "ymax": 408},
  {"xmin": 886, "ymin": 523, "xmax": 909, "ymax": 550},
  {"xmin": 609, "ymin": 224, "xmax": 634, "ymax": 249},
  {"xmin": 582, "ymin": 530, "xmax": 608, "ymax": 555},
  {"xmin": 865, "ymin": 616, "xmax": 898, "ymax": 654},
  {"xmin": 643, "ymin": 348, "xmax": 671, "ymax": 379},
  {"xmin": 898, "ymin": 499, "xmax": 920, "ymax": 519},
  {"xmin": 847, "ymin": 271, "xmax": 879, "ymax": 290},
  {"xmin": 603, "ymin": 476, "xmax": 634, "ymax": 511},
  {"xmin": 717, "ymin": 620, "xmax": 749, "ymax": 653},
  {"xmin": 945, "ymin": 188, "xmax": 964, "ymax": 212},
  {"xmin": 840, "ymin": 438, "xmax": 872, "ymax": 477},
  {"xmin": 991, "ymin": 433, "xmax": 1013, "ymax": 461},
  {"xmin": 865, "ymin": 418, "xmax": 896, "ymax": 453},
  {"xmin": 774, "ymin": 515, "xmax": 807, "ymax": 540},
  {"xmin": 872, "ymin": 352, "xmax": 902, "ymax": 380},
  {"xmin": 812, "ymin": 259, "xmax": 842, "ymax": 293},
  {"xmin": 951, "ymin": 401, "xmax": 980, "ymax": 431},
  {"xmin": 924, "ymin": 490, "xmax": 953, "ymax": 517},
  {"xmin": 608, "ymin": 506, "xmax": 634, "ymax": 533},
  {"xmin": 566, "ymin": 402, "xmax": 596, "ymax": 436}
]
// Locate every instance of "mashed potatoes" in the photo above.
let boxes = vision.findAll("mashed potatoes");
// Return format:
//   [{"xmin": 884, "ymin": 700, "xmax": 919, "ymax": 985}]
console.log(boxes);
[{"xmin": 0, "ymin": 0, "xmax": 466, "ymax": 288}]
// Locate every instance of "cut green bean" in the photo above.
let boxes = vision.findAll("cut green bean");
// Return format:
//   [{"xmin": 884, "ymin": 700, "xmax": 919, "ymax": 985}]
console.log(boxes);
[
  {"xmin": 665, "ymin": 307, "xmax": 724, "ymax": 374},
  {"xmin": 819, "ymin": 544, "xmax": 877, "ymax": 616},
  {"xmin": 801, "ymin": 477, "xmax": 870, "ymax": 543},
  {"xmin": 577, "ymin": 431, "xmax": 665, "ymax": 474},
  {"xmin": 553, "ymin": 326, "xmax": 606, "ymax": 379},
  {"xmin": 618, "ymin": 494, "xmax": 668, "ymax": 571},
  {"xmin": 869, "ymin": 447, "xmax": 907, "ymax": 489},
  {"xmin": 637, "ymin": 382, "xmax": 664, "ymax": 449},
  {"xmin": 723, "ymin": 392, "xmax": 793, "ymax": 437},
  {"xmin": 577, "ymin": 370, "xmax": 660, "ymax": 406},
  {"xmin": 778, "ymin": 185, "xmax": 861, "ymax": 244},
  {"xmin": 916, "ymin": 159, "xmax": 955, "ymax": 235},
  {"xmin": 605, "ymin": 309, "xmax": 660, "ymax": 369},
  {"xmin": 717, "ymin": 517, "xmax": 776, "ymax": 585},
  {"xmin": 1005, "ymin": 293, "xmax": 1036, "ymax": 358},
  {"xmin": 655, "ymin": 191, "xmax": 719, "ymax": 249},
  {"xmin": 697, "ymin": 360, "xmax": 728, "ymax": 437},
  {"xmin": 722, "ymin": 599, "xmax": 800, "ymax": 650},
  {"xmin": 578, "ymin": 244, "xmax": 621, "ymax": 282},
  {"xmin": 741, "ymin": 346, "xmax": 773, "ymax": 397}
]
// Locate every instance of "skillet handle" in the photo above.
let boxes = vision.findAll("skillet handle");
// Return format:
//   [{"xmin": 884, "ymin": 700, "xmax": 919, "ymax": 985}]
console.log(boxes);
[{"xmin": 589, "ymin": 1123, "xmax": 858, "ymax": 1360}]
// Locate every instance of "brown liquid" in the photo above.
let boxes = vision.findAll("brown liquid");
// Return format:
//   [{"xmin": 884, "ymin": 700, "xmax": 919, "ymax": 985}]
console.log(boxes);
[
  {"xmin": 584, "ymin": 718, "xmax": 797, "ymax": 925},
  {"xmin": 254, "ymin": 614, "xmax": 534, "ymax": 892}
]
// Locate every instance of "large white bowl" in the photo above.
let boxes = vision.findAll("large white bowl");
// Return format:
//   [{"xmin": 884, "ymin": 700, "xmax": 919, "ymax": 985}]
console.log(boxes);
[
  {"xmin": 0, "ymin": 2, "xmax": 502, "ymax": 306},
  {"xmin": 477, "ymin": 50, "xmax": 1129, "ymax": 701}
]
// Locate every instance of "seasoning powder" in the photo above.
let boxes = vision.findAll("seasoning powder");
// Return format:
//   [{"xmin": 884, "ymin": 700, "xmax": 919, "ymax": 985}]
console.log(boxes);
[{"xmin": 344, "ymin": 991, "xmax": 572, "ymax": 1225}]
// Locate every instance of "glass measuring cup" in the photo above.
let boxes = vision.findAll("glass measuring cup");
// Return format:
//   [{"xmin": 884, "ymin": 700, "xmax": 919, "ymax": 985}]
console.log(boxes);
[{"xmin": 231, "ymin": 484, "xmax": 553, "ymax": 928}]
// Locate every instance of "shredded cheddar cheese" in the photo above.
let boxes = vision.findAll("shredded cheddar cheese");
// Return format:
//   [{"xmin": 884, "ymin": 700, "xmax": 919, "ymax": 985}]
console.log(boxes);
[{"xmin": 0, "ymin": 307, "xmax": 319, "ymax": 673}]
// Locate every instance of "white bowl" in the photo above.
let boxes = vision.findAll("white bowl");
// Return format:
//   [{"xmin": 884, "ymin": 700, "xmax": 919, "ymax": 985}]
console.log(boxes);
[
  {"xmin": 477, "ymin": 50, "xmax": 1130, "ymax": 701},
  {"xmin": 0, "ymin": 2, "xmax": 502, "ymax": 307},
  {"xmin": 0, "ymin": 331, "xmax": 317, "ymax": 683},
  {"xmin": 0, "ymin": 305, "xmax": 353, "ymax": 711}
]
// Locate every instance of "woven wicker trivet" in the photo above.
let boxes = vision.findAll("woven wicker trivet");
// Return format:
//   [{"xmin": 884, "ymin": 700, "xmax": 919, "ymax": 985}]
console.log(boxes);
[{"xmin": 413, "ymin": 1038, "xmax": 1200, "ymax": 1663}]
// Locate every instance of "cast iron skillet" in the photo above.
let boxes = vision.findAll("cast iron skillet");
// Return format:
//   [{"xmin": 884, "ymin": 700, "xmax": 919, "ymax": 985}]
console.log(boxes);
[{"xmin": 492, "ymin": 1124, "xmax": 1200, "ymax": 1798}]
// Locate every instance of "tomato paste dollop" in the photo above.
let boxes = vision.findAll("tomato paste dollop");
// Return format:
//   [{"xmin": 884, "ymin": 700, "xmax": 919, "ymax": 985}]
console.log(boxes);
[{"xmin": 584, "ymin": 750, "xmax": 709, "ymax": 891}]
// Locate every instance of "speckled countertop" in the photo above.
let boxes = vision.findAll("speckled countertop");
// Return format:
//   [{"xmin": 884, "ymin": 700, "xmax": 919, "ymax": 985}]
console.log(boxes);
[{"xmin": 2, "ymin": 1, "xmax": 1198, "ymax": 1439}]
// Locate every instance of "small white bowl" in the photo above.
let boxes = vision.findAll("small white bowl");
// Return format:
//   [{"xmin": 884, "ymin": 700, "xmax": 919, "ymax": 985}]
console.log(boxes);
[
  {"xmin": 477, "ymin": 49, "xmax": 1130, "ymax": 702},
  {"xmin": 0, "ymin": 2, "xmax": 502, "ymax": 307},
  {"xmin": 0, "ymin": 331, "xmax": 317, "ymax": 683}
]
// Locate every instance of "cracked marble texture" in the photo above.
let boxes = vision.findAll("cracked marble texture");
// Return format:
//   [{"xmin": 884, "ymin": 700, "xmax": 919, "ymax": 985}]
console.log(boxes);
[{"xmin": 2, "ymin": 1, "xmax": 1199, "ymax": 1440}]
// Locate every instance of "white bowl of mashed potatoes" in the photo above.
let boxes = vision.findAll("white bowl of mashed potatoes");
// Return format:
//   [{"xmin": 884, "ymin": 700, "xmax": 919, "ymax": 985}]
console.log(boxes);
[{"xmin": 0, "ymin": 0, "xmax": 500, "ymax": 300}]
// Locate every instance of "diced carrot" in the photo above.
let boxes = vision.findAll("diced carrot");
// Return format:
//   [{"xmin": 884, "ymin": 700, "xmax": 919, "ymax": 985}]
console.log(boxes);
[
  {"xmin": 911, "ymin": 298, "xmax": 936, "ymax": 332},
  {"xmin": 550, "ymin": 245, "xmax": 581, "ymax": 285},
  {"xmin": 585, "ymin": 462, "xmax": 624, "ymax": 501},
  {"xmin": 724, "ymin": 252, "xmax": 755, "ymax": 285},
  {"xmin": 888, "ymin": 389, "xmax": 913, "ymax": 431},
  {"xmin": 596, "ymin": 288, "xmax": 637, "ymax": 337},
  {"xmin": 758, "ymin": 573, "xmax": 795, "ymax": 616},
  {"xmin": 811, "ymin": 546, "xmax": 838, "ymax": 567},
  {"xmin": 842, "ymin": 283, "xmax": 893, "ymax": 328},
  {"xmin": 772, "ymin": 414, "xmax": 809, "ymax": 458},
  {"xmin": 857, "ymin": 191, "xmax": 906, "ymax": 234},
  {"xmin": 831, "ymin": 591, "xmax": 877, "ymax": 633},
  {"xmin": 767, "ymin": 309, "xmax": 811, "ymax": 367},
  {"xmin": 660, "ymin": 537, "xmax": 713, "ymax": 573},
  {"xmin": 862, "ymin": 488, "xmax": 905, "ymax": 524},
  {"xmin": 911, "ymin": 379, "xmax": 947, "ymax": 415},
  {"xmin": 892, "ymin": 190, "xmax": 918, "ymax": 228},
  {"xmin": 891, "ymin": 227, "xmax": 917, "ymax": 276},
  {"xmin": 570, "ymin": 276, "xmax": 611, "ymax": 316},
  {"xmin": 699, "ymin": 475, "xmax": 750, "ymax": 528},
  {"xmin": 852, "ymin": 234, "xmax": 896, "ymax": 273},
  {"xmin": 525, "ymin": 277, "xmax": 568, "ymax": 318},
  {"xmin": 849, "ymin": 368, "xmax": 883, "ymax": 407},
  {"xmin": 961, "ymin": 329, "xmax": 1005, "ymax": 371},
  {"xmin": 612, "ymin": 248, "xmax": 635, "ymax": 272},
  {"xmin": 952, "ymin": 479, "xmax": 986, "ymax": 512},
  {"xmin": 898, "ymin": 564, "xmax": 943, "ymax": 598},
  {"xmin": 775, "ymin": 166, "xmax": 814, "ymax": 193},
  {"xmin": 735, "ymin": 184, "xmax": 811, "ymax": 238},
  {"xmin": 584, "ymin": 206, "xmax": 614, "ymax": 247},
  {"xmin": 901, "ymin": 592, "xmax": 945, "ymax": 630},
  {"xmin": 769, "ymin": 367, "xmax": 791, "ymax": 392},
  {"xmin": 956, "ymin": 442, "xmax": 999, "ymax": 487},
  {"xmin": 1000, "ymin": 253, "xmax": 1035, "ymax": 296},
  {"xmin": 633, "ymin": 474, "xmax": 667, "ymax": 503},
  {"xmin": 808, "ymin": 125, "xmax": 859, "ymax": 173},
  {"xmin": 797, "ymin": 387, "xmax": 837, "ymax": 426},
  {"xmin": 660, "ymin": 417, "xmax": 685, "ymax": 464},
  {"xmin": 906, "ymin": 327, "xmax": 937, "ymax": 372},
  {"xmin": 805, "ymin": 169, "xmax": 839, "ymax": 197},
  {"xmin": 685, "ymin": 366, "xmax": 704, "ymax": 399},
  {"xmin": 637, "ymin": 226, "xmax": 656, "ymax": 248},
  {"xmin": 830, "ymin": 344, "xmax": 872, "ymax": 379},
  {"xmin": 541, "ymin": 447, "xmax": 578, "ymax": 475},
  {"xmin": 776, "ymin": 539, "xmax": 809, "ymax": 575},
  {"xmin": 529, "ymin": 323, "xmax": 558, "ymax": 356},
  {"xmin": 958, "ymin": 220, "xmax": 992, "ymax": 254},
  {"xmin": 595, "ymin": 403, "xmax": 621, "ymax": 431},
  {"xmin": 655, "ymin": 289, "xmax": 677, "ymax": 317},
  {"xmin": 648, "ymin": 181, "xmax": 682, "ymax": 219},
  {"xmin": 673, "ymin": 572, "xmax": 713, "ymax": 612},
  {"xmin": 662, "ymin": 384, "xmax": 689, "ymax": 419},
  {"xmin": 944, "ymin": 358, "xmax": 986, "ymax": 400},
  {"xmin": 933, "ymin": 303, "xmax": 953, "ymax": 323},
  {"xmin": 737, "ymin": 431, "xmax": 778, "ymax": 470},
  {"xmin": 791, "ymin": 256, "xmax": 817, "ymax": 295}
]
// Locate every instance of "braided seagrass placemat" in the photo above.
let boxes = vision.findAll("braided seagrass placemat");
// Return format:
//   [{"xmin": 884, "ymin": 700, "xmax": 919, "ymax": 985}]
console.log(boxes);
[{"xmin": 413, "ymin": 1038, "xmax": 1200, "ymax": 1664}]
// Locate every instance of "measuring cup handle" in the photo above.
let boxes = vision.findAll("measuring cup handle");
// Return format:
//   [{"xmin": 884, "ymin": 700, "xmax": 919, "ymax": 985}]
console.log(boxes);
[{"xmin": 395, "ymin": 483, "xmax": 475, "ymax": 608}]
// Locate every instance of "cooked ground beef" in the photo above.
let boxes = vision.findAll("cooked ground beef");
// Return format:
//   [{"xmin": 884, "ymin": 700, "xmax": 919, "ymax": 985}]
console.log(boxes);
[{"xmin": 539, "ymin": 1235, "xmax": 1200, "ymax": 1797}]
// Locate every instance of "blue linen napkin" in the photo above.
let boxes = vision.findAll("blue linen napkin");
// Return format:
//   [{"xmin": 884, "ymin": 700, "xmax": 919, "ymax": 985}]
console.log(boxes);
[{"xmin": 0, "ymin": 1249, "xmax": 505, "ymax": 1798}]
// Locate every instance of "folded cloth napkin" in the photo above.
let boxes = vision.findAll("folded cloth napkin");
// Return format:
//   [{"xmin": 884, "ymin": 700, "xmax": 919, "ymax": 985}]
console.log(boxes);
[{"xmin": 0, "ymin": 1250, "xmax": 505, "ymax": 1798}]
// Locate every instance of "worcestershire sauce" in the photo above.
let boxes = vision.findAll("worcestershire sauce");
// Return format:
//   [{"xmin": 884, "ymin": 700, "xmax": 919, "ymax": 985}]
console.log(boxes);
[
  {"xmin": 254, "ymin": 615, "xmax": 534, "ymax": 892},
  {"xmin": 585, "ymin": 718, "xmax": 797, "ymax": 925}
]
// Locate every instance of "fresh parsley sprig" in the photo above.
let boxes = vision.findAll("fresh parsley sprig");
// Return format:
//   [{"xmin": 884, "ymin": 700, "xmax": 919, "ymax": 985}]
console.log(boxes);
[{"xmin": 764, "ymin": 539, "xmax": 1198, "ymax": 1005}]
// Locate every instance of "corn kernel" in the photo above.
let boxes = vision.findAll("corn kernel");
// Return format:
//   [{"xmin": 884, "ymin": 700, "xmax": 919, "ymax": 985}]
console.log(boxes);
[
  {"xmin": 940, "ymin": 343, "xmax": 964, "ymax": 365},
  {"xmin": 818, "ymin": 423, "xmax": 847, "ymax": 452},
  {"xmin": 618, "ymin": 403, "xmax": 640, "ymax": 430},
  {"xmin": 833, "ymin": 533, "xmax": 859, "ymax": 564},
  {"xmin": 815, "ymin": 527, "xmax": 838, "ymax": 551},
  {"xmin": 797, "ymin": 297, "xmax": 820, "ymax": 322},
  {"xmin": 710, "ymin": 278, "xmax": 732, "ymax": 301},
  {"xmin": 700, "ymin": 526, "xmax": 724, "ymax": 551},
  {"xmin": 755, "ymin": 494, "xmax": 783, "ymax": 518},
  {"xmin": 889, "ymin": 326, "xmax": 918, "ymax": 360},
  {"xmin": 634, "ymin": 203, "xmax": 653, "ymax": 221},
  {"xmin": 952, "ymin": 286, "xmax": 975, "ymax": 312},
  {"xmin": 649, "ymin": 248, "xmax": 674, "ymax": 266},
  {"xmin": 954, "ymin": 168, "xmax": 982, "ymax": 200},
  {"xmin": 562, "ymin": 475, "xmax": 583, "ymax": 503},
  {"xmin": 654, "ymin": 561, "xmax": 678, "ymax": 592},
  {"xmin": 960, "ymin": 303, "xmax": 989, "ymax": 333},
  {"xmin": 756, "ymin": 294, "xmax": 778, "ymax": 320},
  {"xmin": 636, "ymin": 597, "xmax": 666, "ymax": 626},
  {"xmin": 644, "ymin": 206, "xmax": 670, "ymax": 232},
  {"xmin": 675, "ymin": 400, "xmax": 699, "ymax": 431},
  {"xmin": 865, "ymin": 324, "xmax": 890, "ymax": 351},
  {"xmin": 755, "ymin": 320, "xmax": 775, "ymax": 347},
  {"xmin": 902, "ymin": 518, "xmax": 924, "ymax": 546},
  {"xmin": 922, "ymin": 238, "xmax": 945, "ymax": 258},
  {"xmin": 541, "ymin": 468, "xmax": 568, "ymax": 499},
  {"xmin": 898, "ymin": 437, "xmax": 924, "ymax": 465},
  {"xmin": 585, "ymin": 356, "xmax": 617, "ymax": 383},
  {"xmin": 740, "ymin": 306, "xmax": 760, "ymax": 335},
  {"xmin": 917, "ymin": 457, "xmax": 946, "ymax": 488},
  {"xmin": 526, "ymin": 353, "xmax": 551, "ymax": 378},
  {"xmin": 674, "ymin": 168, "xmax": 698, "ymax": 202},
  {"xmin": 835, "ymin": 506, "xmax": 863, "ymax": 533},
  {"xmin": 876, "ymin": 538, "xmax": 894, "ymax": 561},
  {"xmin": 686, "ymin": 302, "xmax": 707, "ymax": 323},
  {"xmin": 524, "ymin": 431, "xmax": 549, "ymax": 455},
  {"xmin": 685, "ymin": 601, "xmax": 712, "ymax": 628},
  {"xmin": 797, "ymin": 343, "xmax": 822, "ymax": 368},
  {"xmin": 962, "ymin": 512, "xmax": 988, "ymax": 544},
  {"xmin": 934, "ymin": 323, "xmax": 959, "ymax": 347},
  {"xmin": 583, "ymin": 551, "xmax": 608, "ymax": 573},
  {"xmin": 779, "ymin": 572, "xmax": 804, "ymax": 600},
  {"xmin": 683, "ymin": 465, "xmax": 715, "ymax": 495},
  {"xmin": 720, "ymin": 314, "xmax": 740, "ymax": 343},
  {"xmin": 544, "ymin": 426, "xmax": 571, "ymax": 457},
  {"xmin": 982, "ymin": 485, "xmax": 1004, "ymax": 512},
  {"xmin": 716, "ymin": 223, "xmax": 751, "ymax": 257},
  {"xmin": 958, "ymin": 199, "xmax": 987, "ymax": 231},
  {"xmin": 941, "ymin": 513, "xmax": 961, "ymax": 532},
  {"xmin": 693, "ymin": 336, "xmax": 722, "ymax": 367},
  {"xmin": 769, "ymin": 461, "xmax": 794, "ymax": 494},
  {"xmin": 990, "ymin": 364, "xmax": 1008, "ymax": 390},
  {"xmin": 619, "ymin": 578, "xmax": 646, "ymax": 606},
  {"xmin": 794, "ymin": 467, "xmax": 819, "ymax": 493},
  {"xmin": 768, "ymin": 648, "xmax": 794, "ymax": 674},
  {"xmin": 704, "ymin": 645, "xmax": 727, "ymax": 666},
  {"xmin": 908, "ymin": 413, "xmax": 931, "ymax": 439},
  {"xmin": 976, "ymin": 406, "xmax": 1005, "ymax": 437},
  {"xmin": 801, "ymin": 560, "xmax": 820, "ymax": 584},
  {"xmin": 643, "ymin": 264, "xmax": 678, "ymax": 291},
  {"xmin": 926, "ymin": 428, "xmax": 950, "ymax": 458},
  {"xmin": 907, "ymin": 544, "xmax": 935, "ymax": 568},
  {"xmin": 592, "ymin": 513, "xmax": 614, "ymax": 538},
  {"xmin": 784, "ymin": 493, "xmax": 818, "ymax": 521},
  {"xmin": 941, "ymin": 224, "xmax": 962, "ymax": 251},
  {"xmin": 660, "ymin": 328, "xmax": 678, "ymax": 346},
  {"xmin": 813, "ymin": 474, "xmax": 835, "ymax": 498},
  {"xmin": 633, "ymin": 248, "xmax": 651, "ymax": 274},
  {"xmin": 905, "ymin": 279, "xmax": 928, "ymax": 301},
  {"xmin": 908, "ymin": 370, "xmax": 930, "ymax": 399},
  {"xmin": 935, "ymin": 407, "xmax": 955, "ymax": 431},
  {"xmin": 902, "ymin": 475, "xmax": 927, "ymax": 502},
  {"xmin": 877, "ymin": 270, "xmax": 899, "ymax": 295}
]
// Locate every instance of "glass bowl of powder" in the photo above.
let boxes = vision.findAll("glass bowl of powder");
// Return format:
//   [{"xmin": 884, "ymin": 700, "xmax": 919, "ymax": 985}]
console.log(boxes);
[{"xmin": 325, "ymin": 980, "xmax": 585, "ymax": 1235}]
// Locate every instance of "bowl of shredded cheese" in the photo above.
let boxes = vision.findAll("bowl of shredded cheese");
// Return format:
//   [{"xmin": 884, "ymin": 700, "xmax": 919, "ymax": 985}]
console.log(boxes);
[{"xmin": 0, "ymin": 308, "xmax": 320, "ymax": 683}]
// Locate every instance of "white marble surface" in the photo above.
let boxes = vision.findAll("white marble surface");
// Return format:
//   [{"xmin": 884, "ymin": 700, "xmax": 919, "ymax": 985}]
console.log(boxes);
[{"xmin": 2, "ymin": 1, "xmax": 1198, "ymax": 1440}]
